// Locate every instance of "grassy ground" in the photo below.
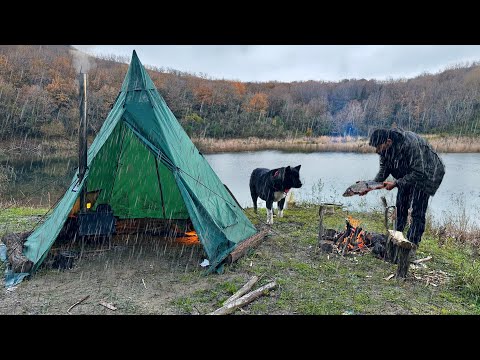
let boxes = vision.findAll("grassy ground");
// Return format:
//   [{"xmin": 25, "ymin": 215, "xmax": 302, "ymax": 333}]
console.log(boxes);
[{"xmin": 1, "ymin": 205, "xmax": 479, "ymax": 315}]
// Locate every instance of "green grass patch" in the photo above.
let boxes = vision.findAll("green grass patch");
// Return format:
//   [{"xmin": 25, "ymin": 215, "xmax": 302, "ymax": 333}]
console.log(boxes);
[
  {"xmin": 0, "ymin": 207, "xmax": 49, "ymax": 236},
  {"xmin": 3, "ymin": 204, "xmax": 480, "ymax": 315}
]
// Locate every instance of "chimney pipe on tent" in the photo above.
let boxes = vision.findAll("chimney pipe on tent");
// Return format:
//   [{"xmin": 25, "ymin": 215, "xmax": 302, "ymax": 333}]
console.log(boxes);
[{"xmin": 78, "ymin": 72, "xmax": 88, "ymax": 213}]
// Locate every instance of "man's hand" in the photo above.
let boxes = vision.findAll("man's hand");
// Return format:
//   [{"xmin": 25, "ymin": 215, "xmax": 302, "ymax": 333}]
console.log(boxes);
[{"xmin": 383, "ymin": 181, "xmax": 396, "ymax": 191}]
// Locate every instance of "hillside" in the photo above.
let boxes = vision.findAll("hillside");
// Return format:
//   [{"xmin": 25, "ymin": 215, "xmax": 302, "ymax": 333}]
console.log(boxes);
[{"xmin": 1, "ymin": 45, "xmax": 480, "ymax": 144}]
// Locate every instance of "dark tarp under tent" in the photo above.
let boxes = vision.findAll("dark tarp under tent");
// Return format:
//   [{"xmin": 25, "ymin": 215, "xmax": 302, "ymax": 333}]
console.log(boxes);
[{"xmin": 15, "ymin": 50, "xmax": 258, "ymax": 281}]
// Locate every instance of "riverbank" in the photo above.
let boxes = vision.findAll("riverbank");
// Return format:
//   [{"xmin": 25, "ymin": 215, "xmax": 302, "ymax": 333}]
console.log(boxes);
[
  {"xmin": 1, "ymin": 205, "xmax": 479, "ymax": 314},
  {"xmin": 193, "ymin": 135, "xmax": 480, "ymax": 154},
  {"xmin": 2, "ymin": 134, "xmax": 479, "ymax": 159}
]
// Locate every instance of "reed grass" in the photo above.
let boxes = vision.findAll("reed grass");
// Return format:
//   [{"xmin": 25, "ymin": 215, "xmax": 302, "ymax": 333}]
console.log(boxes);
[
  {"xmin": 193, "ymin": 135, "xmax": 480, "ymax": 154},
  {"xmin": 1, "ymin": 134, "xmax": 479, "ymax": 159}
]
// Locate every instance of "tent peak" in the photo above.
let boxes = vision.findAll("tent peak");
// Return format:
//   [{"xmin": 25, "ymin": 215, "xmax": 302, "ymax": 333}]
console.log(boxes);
[{"xmin": 120, "ymin": 50, "xmax": 156, "ymax": 92}]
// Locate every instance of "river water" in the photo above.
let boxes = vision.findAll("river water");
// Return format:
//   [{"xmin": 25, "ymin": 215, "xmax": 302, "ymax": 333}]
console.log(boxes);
[{"xmin": 2, "ymin": 151, "xmax": 479, "ymax": 227}]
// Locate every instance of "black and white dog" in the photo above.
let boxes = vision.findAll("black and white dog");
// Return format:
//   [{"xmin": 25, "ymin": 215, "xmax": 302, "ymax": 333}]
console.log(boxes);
[{"xmin": 249, "ymin": 165, "xmax": 302, "ymax": 224}]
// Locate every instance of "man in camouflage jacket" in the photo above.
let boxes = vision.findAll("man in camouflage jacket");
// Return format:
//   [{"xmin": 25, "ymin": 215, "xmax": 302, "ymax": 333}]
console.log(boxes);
[{"xmin": 364, "ymin": 127, "xmax": 445, "ymax": 248}]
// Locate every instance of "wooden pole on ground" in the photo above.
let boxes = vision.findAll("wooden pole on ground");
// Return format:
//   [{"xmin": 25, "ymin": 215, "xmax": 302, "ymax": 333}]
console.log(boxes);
[
  {"xmin": 225, "ymin": 229, "xmax": 269, "ymax": 264},
  {"xmin": 209, "ymin": 281, "xmax": 277, "ymax": 315},
  {"xmin": 223, "ymin": 275, "xmax": 259, "ymax": 306}
]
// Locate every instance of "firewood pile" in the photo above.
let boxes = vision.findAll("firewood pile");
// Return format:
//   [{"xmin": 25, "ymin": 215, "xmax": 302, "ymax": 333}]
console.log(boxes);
[{"xmin": 1, "ymin": 231, "xmax": 33, "ymax": 273}]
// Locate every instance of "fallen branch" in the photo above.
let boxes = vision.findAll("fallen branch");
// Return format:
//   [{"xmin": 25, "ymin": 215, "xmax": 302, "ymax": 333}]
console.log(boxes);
[
  {"xmin": 223, "ymin": 275, "xmax": 259, "ymax": 306},
  {"xmin": 209, "ymin": 281, "xmax": 277, "ymax": 315},
  {"xmin": 99, "ymin": 301, "xmax": 117, "ymax": 311},
  {"xmin": 225, "ymin": 229, "xmax": 269, "ymax": 264},
  {"xmin": 413, "ymin": 256, "xmax": 432, "ymax": 264},
  {"xmin": 67, "ymin": 295, "xmax": 90, "ymax": 314}
]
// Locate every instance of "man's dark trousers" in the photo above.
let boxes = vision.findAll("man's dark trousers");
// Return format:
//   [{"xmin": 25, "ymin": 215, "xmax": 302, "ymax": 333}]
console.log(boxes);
[{"xmin": 395, "ymin": 184, "xmax": 430, "ymax": 245}]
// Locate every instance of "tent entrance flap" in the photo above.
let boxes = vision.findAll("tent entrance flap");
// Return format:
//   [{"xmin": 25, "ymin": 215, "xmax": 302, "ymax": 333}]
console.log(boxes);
[{"xmin": 86, "ymin": 121, "xmax": 188, "ymax": 220}]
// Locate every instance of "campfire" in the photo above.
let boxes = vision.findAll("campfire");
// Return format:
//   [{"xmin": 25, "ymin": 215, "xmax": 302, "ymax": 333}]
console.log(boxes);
[
  {"xmin": 318, "ymin": 215, "xmax": 384, "ymax": 256},
  {"xmin": 318, "ymin": 209, "xmax": 419, "ymax": 278},
  {"xmin": 335, "ymin": 216, "xmax": 368, "ymax": 254}
]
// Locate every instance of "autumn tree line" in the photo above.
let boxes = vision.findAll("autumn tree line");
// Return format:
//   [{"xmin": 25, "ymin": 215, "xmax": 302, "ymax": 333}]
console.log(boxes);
[{"xmin": 1, "ymin": 45, "xmax": 480, "ymax": 142}]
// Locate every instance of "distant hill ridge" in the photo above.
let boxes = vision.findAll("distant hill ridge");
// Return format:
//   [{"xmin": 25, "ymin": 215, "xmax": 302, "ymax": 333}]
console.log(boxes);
[{"xmin": 0, "ymin": 45, "xmax": 479, "ymax": 141}]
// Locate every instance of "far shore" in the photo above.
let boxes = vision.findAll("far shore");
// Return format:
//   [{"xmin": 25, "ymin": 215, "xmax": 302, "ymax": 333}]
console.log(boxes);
[
  {"xmin": 1, "ymin": 134, "xmax": 480, "ymax": 159},
  {"xmin": 193, "ymin": 135, "xmax": 480, "ymax": 154}
]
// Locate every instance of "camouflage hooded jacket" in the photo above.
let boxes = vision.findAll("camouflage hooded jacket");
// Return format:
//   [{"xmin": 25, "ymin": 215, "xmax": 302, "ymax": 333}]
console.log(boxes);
[{"xmin": 373, "ymin": 128, "xmax": 445, "ymax": 196}]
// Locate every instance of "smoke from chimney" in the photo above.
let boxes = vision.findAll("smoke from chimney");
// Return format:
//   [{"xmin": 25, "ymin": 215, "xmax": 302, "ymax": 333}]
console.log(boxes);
[{"xmin": 70, "ymin": 48, "xmax": 96, "ymax": 74}]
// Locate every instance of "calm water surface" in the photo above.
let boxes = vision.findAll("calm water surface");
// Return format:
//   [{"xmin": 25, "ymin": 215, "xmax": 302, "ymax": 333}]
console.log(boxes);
[
  {"xmin": 205, "ymin": 151, "xmax": 480, "ymax": 227},
  {"xmin": 2, "ymin": 151, "xmax": 479, "ymax": 226}
]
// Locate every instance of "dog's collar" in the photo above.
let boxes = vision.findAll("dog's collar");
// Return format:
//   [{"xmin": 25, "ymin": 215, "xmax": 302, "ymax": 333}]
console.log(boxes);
[{"xmin": 273, "ymin": 168, "xmax": 287, "ymax": 192}]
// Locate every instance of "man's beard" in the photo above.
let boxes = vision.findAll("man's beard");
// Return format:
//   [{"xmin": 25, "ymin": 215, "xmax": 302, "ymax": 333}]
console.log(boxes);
[{"xmin": 380, "ymin": 145, "xmax": 394, "ymax": 157}]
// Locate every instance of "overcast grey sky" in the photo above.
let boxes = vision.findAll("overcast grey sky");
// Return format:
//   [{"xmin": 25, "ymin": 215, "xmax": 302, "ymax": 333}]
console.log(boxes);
[{"xmin": 72, "ymin": 45, "xmax": 480, "ymax": 83}]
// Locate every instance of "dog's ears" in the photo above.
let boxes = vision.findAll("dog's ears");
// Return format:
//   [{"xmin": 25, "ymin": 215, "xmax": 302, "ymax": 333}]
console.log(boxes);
[{"xmin": 286, "ymin": 165, "xmax": 301, "ymax": 172}]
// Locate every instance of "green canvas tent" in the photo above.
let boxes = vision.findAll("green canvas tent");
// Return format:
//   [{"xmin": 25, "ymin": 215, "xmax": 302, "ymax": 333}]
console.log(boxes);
[{"xmin": 20, "ymin": 50, "xmax": 258, "ymax": 276}]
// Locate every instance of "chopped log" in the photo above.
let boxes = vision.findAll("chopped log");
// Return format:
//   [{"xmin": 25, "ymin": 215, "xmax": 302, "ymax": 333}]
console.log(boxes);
[
  {"xmin": 396, "ymin": 247, "xmax": 411, "ymax": 278},
  {"xmin": 387, "ymin": 230, "xmax": 416, "ymax": 278},
  {"xmin": 334, "ymin": 229, "xmax": 347, "ymax": 245},
  {"xmin": 223, "ymin": 275, "xmax": 259, "ymax": 305},
  {"xmin": 67, "ymin": 295, "xmax": 90, "ymax": 315},
  {"xmin": 341, "ymin": 237, "xmax": 349, "ymax": 256},
  {"xmin": 225, "ymin": 229, "xmax": 269, "ymax": 264},
  {"xmin": 384, "ymin": 236, "xmax": 396, "ymax": 262},
  {"xmin": 388, "ymin": 230, "xmax": 415, "ymax": 249},
  {"xmin": 209, "ymin": 281, "xmax": 277, "ymax": 315}
]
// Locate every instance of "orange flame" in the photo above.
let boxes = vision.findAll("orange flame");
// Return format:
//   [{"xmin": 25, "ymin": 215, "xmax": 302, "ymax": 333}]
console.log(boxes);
[
  {"xmin": 355, "ymin": 231, "xmax": 366, "ymax": 249},
  {"xmin": 175, "ymin": 231, "xmax": 200, "ymax": 245},
  {"xmin": 339, "ymin": 218, "xmax": 368, "ymax": 252},
  {"xmin": 347, "ymin": 215, "xmax": 361, "ymax": 228}
]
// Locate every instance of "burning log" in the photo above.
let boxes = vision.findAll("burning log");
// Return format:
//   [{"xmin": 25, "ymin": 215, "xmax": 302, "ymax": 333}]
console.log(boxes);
[
  {"xmin": 225, "ymin": 229, "xmax": 269, "ymax": 264},
  {"xmin": 335, "ymin": 217, "xmax": 368, "ymax": 256},
  {"xmin": 318, "ymin": 227, "xmax": 338, "ymax": 253}
]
